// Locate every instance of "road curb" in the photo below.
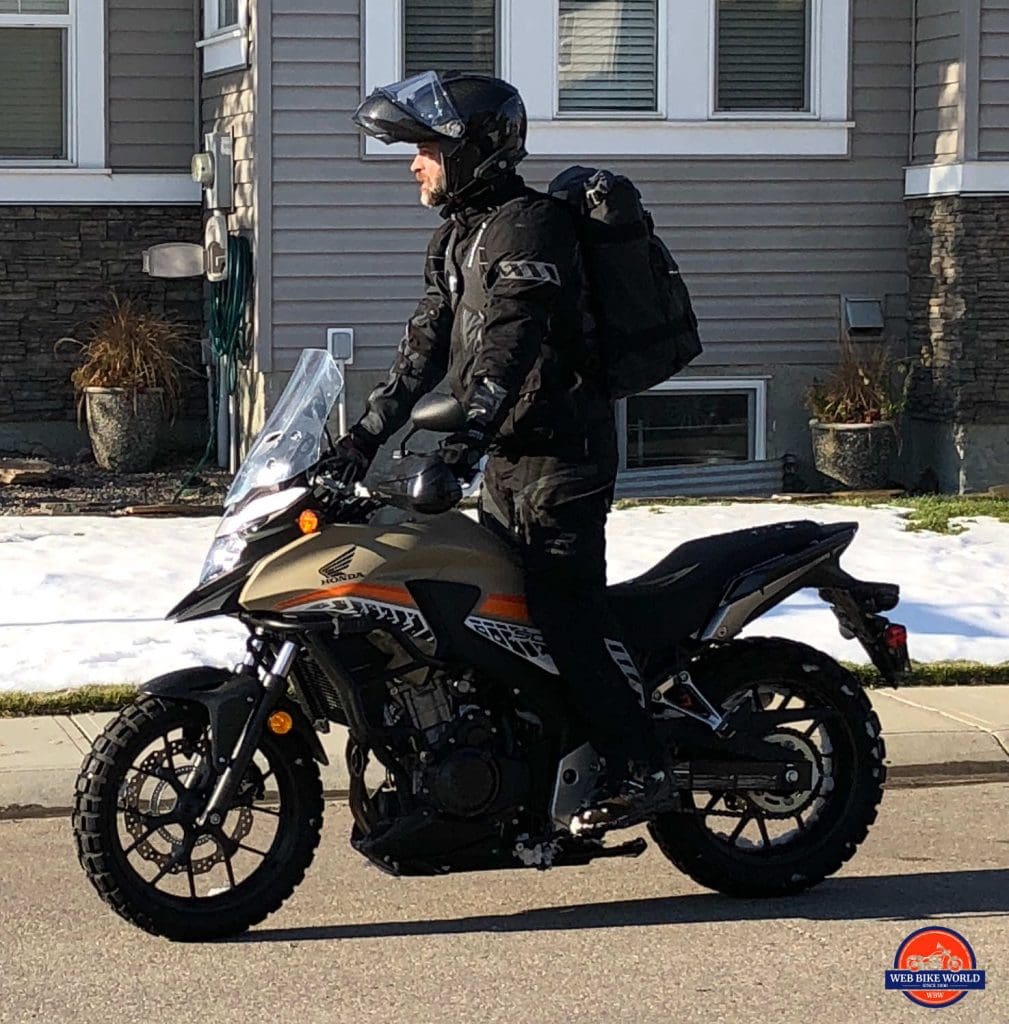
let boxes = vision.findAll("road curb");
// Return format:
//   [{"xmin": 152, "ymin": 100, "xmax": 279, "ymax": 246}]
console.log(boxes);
[{"xmin": 5, "ymin": 761, "xmax": 1008, "ymax": 821}]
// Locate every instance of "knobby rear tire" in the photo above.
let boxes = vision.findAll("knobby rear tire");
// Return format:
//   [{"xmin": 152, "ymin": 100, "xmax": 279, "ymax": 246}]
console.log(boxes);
[
  {"xmin": 649, "ymin": 638, "xmax": 886, "ymax": 898},
  {"xmin": 72, "ymin": 695, "xmax": 324, "ymax": 941}
]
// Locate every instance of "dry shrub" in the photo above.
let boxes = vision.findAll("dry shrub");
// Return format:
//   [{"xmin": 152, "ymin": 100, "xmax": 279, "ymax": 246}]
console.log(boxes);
[
  {"xmin": 57, "ymin": 293, "xmax": 197, "ymax": 422},
  {"xmin": 806, "ymin": 343, "xmax": 908, "ymax": 424}
]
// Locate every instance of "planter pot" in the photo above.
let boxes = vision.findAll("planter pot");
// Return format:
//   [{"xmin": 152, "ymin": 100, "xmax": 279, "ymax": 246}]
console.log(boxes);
[
  {"xmin": 809, "ymin": 419, "xmax": 899, "ymax": 490},
  {"xmin": 84, "ymin": 387, "xmax": 164, "ymax": 473}
]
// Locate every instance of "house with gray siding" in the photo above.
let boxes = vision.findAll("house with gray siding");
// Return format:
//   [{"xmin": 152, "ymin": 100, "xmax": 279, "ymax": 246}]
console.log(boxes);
[
  {"xmin": 0, "ymin": 0, "xmax": 203, "ymax": 452},
  {"xmin": 4, "ymin": 1, "xmax": 1009, "ymax": 495}
]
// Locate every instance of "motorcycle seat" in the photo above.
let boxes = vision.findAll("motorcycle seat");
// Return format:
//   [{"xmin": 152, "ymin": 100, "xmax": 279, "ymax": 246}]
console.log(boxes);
[{"xmin": 607, "ymin": 520, "xmax": 852, "ymax": 649}]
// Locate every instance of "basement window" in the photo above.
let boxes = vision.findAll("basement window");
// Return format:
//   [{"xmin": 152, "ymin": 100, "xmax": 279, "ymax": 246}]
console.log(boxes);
[{"xmin": 620, "ymin": 378, "xmax": 768, "ymax": 469}]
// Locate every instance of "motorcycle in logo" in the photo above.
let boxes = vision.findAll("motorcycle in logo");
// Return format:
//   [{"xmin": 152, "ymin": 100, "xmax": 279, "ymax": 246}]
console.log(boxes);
[
  {"xmin": 907, "ymin": 946, "xmax": 964, "ymax": 973},
  {"xmin": 885, "ymin": 927, "xmax": 986, "ymax": 1008}
]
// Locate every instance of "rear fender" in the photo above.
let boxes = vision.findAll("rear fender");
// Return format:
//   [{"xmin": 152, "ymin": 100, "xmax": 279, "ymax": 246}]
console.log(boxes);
[
  {"xmin": 141, "ymin": 666, "xmax": 328, "ymax": 766},
  {"xmin": 700, "ymin": 530, "xmax": 855, "ymax": 643},
  {"xmin": 807, "ymin": 561, "xmax": 911, "ymax": 684}
]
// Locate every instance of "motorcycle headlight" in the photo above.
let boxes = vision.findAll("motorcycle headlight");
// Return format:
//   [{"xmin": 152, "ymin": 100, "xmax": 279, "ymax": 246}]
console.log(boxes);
[
  {"xmin": 198, "ymin": 486, "xmax": 309, "ymax": 587},
  {"xmin": 199, "ymin": 533, "xmax": 250, "ymax": 586}
]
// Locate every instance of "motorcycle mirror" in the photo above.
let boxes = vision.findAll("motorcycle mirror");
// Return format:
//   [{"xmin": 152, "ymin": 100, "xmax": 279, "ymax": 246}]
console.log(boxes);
[
  {"xmin": 395, "ymin": 426, "xmax": 419, "ymax": 461},
  {"xmin": 411, "ymin": 394, "xmax": 466, "ymax": 434}
]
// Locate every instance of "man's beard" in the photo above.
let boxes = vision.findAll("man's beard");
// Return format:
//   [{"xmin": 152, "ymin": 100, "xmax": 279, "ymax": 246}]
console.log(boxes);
[{"xmin": 420, "ymin": 169, "xmax": 448, "ymax": 208}]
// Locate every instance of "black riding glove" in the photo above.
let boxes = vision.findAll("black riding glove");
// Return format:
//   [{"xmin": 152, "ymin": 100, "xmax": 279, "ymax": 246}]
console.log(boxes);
[
  {"xmin": 326, "ymin": 427, "xmax": 380, "ymax": 484},
  {"xmin": 436, "ymin": 425, "xmax": 488, "ymax": 485}
]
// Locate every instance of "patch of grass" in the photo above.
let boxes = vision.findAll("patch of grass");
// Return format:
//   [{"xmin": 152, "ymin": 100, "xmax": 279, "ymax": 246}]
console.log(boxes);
[
  {"xmin": 828, "ymin": 494, "xmax": 1009, "ymax": 534},
  {"xmin": 613, "ymin": 497, "xmax": 724, "ymax": 510},
  {"xmin": 3, "ymin": 662, "xmax": 1009, "ymax": 717},
  {"xmin": 614, "ymin": 493, "xmax": 1009, "ymax": 535},
  {"xmin": 0, "ymin": 684, "xmax": 138, "ymax": 718}
]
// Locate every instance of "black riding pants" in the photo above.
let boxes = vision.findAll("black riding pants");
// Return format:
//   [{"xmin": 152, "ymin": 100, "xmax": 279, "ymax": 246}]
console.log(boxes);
[{"xmin": 478, "ymin": 437, "xmax": 658, "ymax": 769}]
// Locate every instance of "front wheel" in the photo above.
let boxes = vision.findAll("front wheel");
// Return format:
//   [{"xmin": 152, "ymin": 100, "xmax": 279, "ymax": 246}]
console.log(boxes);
[
  {"xmin": 650, "ymin": 638, "xmax": 886, "ymax": 898},
  {"xmin": 72, "ymin": 694, "xmax": 324, "ymax": 941}
]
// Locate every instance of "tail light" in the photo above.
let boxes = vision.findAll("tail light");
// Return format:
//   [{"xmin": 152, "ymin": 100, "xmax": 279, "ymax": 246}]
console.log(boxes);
[{"xmin": 884, "ymin": 623, "xmax": 908, "ymax": 650}]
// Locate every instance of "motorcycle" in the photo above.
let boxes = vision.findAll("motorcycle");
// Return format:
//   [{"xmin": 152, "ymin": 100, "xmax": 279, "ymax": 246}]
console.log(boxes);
[
  {"xmin": 72, "ymin": 349, "xmax": 910, "ymax": 941},
  {"xmin": 907, "ymin": 946, "xmax": 965, "ymax": 972}
]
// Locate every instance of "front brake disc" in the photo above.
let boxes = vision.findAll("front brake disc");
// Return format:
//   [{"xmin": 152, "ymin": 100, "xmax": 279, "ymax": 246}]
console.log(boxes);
[{"xmin": 122, "ymin": 740, "xmax": 254, "ymax": 874}]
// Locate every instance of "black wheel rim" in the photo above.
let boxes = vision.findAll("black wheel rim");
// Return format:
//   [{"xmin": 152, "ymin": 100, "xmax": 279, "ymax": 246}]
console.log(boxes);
[
  {"xmin": 110, "ymin": 708, "xmax": 293, "ymax": 905},
  {"xmin": 685, "ymin": 680, "xmax": 855, "ymax": 860}
]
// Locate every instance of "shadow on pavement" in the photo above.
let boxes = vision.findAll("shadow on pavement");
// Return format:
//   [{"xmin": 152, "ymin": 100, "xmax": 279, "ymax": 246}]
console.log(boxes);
[{"xmin": 236, "ymin": 868, "xmax": 1009, "ymax": 943}]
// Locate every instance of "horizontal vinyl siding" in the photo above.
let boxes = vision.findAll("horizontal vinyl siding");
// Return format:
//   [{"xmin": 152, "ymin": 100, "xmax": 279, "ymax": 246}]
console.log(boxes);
[
  {"xmin": 615, "ymin": 458, "xmax": 786, "ymax": 499},
  {"xmin": 980, "ymin": 0, "xmax": 1009, "ymax": 158},
  {"xmin": 107, "ymin": 0, "xmax": 197, "ymax": 171},
  {"xmin": 202, "ymin": 67, "xmax": 255, "ymax": 232},
  {"xmin": 269, "ymin": 0, "xmax": 909, "ymax": 374},
  {"xmin": 913, "ymin": 0, "xmax": 961, "ymax": 163}
]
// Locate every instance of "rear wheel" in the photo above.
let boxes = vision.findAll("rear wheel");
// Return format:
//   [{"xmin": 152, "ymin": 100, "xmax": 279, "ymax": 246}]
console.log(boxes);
[
  {"xmin": 73, "ymin": 695, "xmax": 323, "ymax": 940},
  {"xmin": 649, "ymin": 638, "xmax": 885, "ymax": 897}
]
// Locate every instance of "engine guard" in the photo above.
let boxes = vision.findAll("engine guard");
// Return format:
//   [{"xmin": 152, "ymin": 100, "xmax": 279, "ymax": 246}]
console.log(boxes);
[{"xmin": 141, "ymin": 666, "xmax": 328, "ymax": 767}]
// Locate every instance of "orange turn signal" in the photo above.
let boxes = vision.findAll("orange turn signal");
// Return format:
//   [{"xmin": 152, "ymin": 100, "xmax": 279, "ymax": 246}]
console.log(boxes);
[
  {"xmin": 268, "ymin": 711, "xmax": 294, "ymax": 735},
  {"xmin": 297, "ymin": 509, "xmax": 320, "ymax": 535}
]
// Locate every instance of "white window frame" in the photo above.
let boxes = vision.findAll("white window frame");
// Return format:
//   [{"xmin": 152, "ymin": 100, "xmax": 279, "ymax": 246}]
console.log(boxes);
[
  {"xmin": 0, "ymin": 1, "xmax": 104, "ymax": 169},
  {"xmin": 197, "ymin": 0, "xmax": 249, "ymax": 77},
  {"xmin": 362, "ymin": 0, "xmax": 851, "ymax": 158},
  {"xmin": 711, "ymin": 0, "xmax": 813, "ymax": 118},
  {"xmin": 617, "ymin": 377, "xmax": 768, "ymax": 471}
]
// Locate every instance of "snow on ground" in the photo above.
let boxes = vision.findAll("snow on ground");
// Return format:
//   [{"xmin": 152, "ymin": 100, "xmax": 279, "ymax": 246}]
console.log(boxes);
[{"xmin": 0, "ymin": 502, "xmax": 1007, "ymax": 692}]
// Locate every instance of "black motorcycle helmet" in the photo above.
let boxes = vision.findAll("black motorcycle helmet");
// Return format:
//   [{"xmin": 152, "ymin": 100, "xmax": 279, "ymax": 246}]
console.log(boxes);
[{"xmin": 352, "ymin": 70, "xmax": 528, "ymax": 204}]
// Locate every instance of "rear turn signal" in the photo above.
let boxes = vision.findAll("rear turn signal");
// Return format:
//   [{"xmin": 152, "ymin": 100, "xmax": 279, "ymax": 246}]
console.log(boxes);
[
  {"xmin": 268, "ymin": 711, "xmax": 294, "ymax": 735},
  {"xmin": 884, "ymin": 624, "xmax": 908, "ymax": 650},
  {"xmin": 297, "ymin": 509, "xmax": 320, "ymax": 535}
]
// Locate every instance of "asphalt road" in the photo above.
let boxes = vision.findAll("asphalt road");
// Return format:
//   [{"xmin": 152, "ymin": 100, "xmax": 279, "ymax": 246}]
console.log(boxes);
[{"xmin": 1, "ymin": 783, "xmax": 1007, "ymax": 1024}]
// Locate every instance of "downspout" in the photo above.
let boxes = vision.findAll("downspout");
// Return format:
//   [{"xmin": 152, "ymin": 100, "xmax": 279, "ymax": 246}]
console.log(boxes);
[
  {"xmin": 909, "ymin": 0, "xmax": 917, "ymax": 165},
  {"xmin": 193, "ymin": 0, "xmax": 202, "ymax": 155}
]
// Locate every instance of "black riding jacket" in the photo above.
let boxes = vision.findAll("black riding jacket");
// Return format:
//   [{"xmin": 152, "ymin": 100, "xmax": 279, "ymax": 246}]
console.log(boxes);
[{"xmin": 355, "ymin": 174, "xmax": 612, "ymax": 458}]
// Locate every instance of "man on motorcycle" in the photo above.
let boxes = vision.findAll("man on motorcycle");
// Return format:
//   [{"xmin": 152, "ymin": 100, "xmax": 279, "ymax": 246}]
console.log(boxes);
[{"xmin": 338, "ymin": 70, "xmax": 673, "ymax": 823}]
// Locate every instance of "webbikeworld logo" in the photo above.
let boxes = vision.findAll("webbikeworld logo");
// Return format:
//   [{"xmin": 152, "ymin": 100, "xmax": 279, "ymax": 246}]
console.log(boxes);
[
  {"xmin": 885, "ymin": 927, "xmax": 986, "ymax": 1008},
  {"xmin": 319, "ymin": 548, "xmax": 363, "ymax": 584}
]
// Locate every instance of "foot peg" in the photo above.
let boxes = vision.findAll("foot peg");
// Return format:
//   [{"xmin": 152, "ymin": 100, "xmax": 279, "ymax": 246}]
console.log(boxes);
[{"xmin": 553, "ymin": 836, "xmax": 647, "ymax": 866}]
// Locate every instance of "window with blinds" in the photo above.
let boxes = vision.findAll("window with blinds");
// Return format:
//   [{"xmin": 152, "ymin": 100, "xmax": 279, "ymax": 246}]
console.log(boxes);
[
  {"xmin": 0, "ymin": 1, "xmax": 68, "ymax": 11},
  {"xmin": 716, "ymin": 0, "xmax": 810, "ymax": 112},
  {"xmin": 403, "ymin": 0, "xmax": 497, "ymax": 78},
  {"xmin": 0, "ymin": 27, "xmax": 66, "ymax": 158},
  {"xmin": 218, "ymin": 0, "xmax": 239, "ymax": 28},
  {"xmin": 558, "ymin": 0, "xmax": 658, "ymax": 114}
]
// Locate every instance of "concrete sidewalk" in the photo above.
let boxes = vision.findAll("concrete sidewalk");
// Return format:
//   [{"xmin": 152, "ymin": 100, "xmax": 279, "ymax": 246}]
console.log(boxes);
[{"xmin": 1, "ymin": 686, "xmax": 1008, "ymax": 818}]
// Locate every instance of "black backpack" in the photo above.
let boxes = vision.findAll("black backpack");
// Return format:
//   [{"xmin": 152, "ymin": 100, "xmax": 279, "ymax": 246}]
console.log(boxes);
[{"xmin": 548, "ymin": 165, "xmax": 702, "ymax": 399}]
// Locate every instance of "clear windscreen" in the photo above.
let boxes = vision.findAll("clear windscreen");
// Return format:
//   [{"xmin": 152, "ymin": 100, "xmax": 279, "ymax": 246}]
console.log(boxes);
[{"xmin": 226, "ymin": 348, "xmax": 344, "ymax": 508}]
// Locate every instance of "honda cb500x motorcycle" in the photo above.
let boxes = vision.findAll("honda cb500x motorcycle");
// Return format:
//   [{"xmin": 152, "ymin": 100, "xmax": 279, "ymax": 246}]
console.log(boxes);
[{"xmin": 73, "ymin": 349, "xmax": 911, "ymax": 941}]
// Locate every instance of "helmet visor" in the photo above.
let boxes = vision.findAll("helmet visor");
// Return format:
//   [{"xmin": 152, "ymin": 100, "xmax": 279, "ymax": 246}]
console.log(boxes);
[{"xmin": 353, "ymin": 71, "xmax": 466, "ymax": 145}]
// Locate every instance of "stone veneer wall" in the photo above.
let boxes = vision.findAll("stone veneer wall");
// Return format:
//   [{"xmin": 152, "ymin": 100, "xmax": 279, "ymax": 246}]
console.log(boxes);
[
  {"xmin": 905, "ymin": 196, "xmax": 1009, "ymax": 491},
  {"xmin": 0, "ymin": 206, "xmax": 204, "ymax": 431}
]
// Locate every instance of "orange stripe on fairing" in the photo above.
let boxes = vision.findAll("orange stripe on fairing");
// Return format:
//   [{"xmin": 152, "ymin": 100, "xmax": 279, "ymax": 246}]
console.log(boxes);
[
  {"xmin": 476, "ymin": 594, "xmax": 532, "ymax": 624},
  {"xmin": 275, "ymin": 582, "xmax": 417, "ymax": 612}
]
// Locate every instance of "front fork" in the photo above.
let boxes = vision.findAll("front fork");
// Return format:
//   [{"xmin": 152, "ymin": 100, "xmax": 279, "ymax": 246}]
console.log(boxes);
[{"xmin": 197, "ymin": 640, "xmax": 298, "ymax": 826}]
